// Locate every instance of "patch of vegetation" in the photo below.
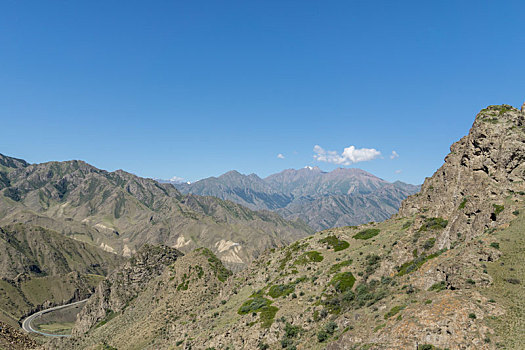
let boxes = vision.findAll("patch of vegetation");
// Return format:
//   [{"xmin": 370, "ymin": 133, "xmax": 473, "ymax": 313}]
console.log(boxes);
[
  {"xmin": 490, "ymin": 242, "xmax": 500, "ymax": 249},
  {"xmin": 238, "ymin": 297, "xmax": 272, "ymax": 314},
  {"xmin": 397, "ymin": 249, "xmax": 447, "ymax": 276},
  {"xmin": 402, "ymin": 221, "xmax": 413, "ymax": 230},
  {"xmin": 363, "ymin": 254, "xmax": 381, "ymax": 279},
  {"xmin": 423, "ymin": 238, "xmax": 436, "ymax": 250},
  {"xmin": 458, "ymin": 197, "xmax": 468, "ymax": 209},
  {"xmin": 417, "ymin": 345, "xmax": 441, "ymax": 350},
  {"xmin": 260, "ymin": 306, "xmax": 278, "ymax": 328},
  {"xmin": 353, "ymin": 228, "xmax": 380, "ymax": 240},
  {"xmin": 493, "ymin": 204, "xmax": 504, "ymax": 216},
  {"xmin": 319, "ymin": 235, "xmax": 350, "ymax": 252},
  {"xmin": 238, "ymin": 296, "xmax": 278, "ymax": 328},
  {"xmin": 329, "ymin": 259, "xmax": 353, "ymax": 274},
  {"xmin": 373, "ymin": 323, "xmax": 386, "ymax": 332},
  {"xmin": 196, "ymin": 247, "xmax": 232, "ymax": 282},
  {"xmin": 176, "ymin": 273, "xmax": 190, "ymax": 291},
  {"xmin": 418, "ymin": 217, "xmax": 448, "ymax": 232},
  {"xmin": 294, "ymin": 251, "xmax": 324, "ymax": 265},
  {"xmin": 428, "ymin": 281, "xmax": 446, "ymax": 292},
  {"xmin": 95, "ymin": 310, "xmax": 117, "ymax": 328},
  {"xmin": 330, "ymin": 272, "xmax": 356, "ymax": 293},
  {"xmin": 317, "ymin": 321, "xmax": 338, "ymax": 342},
  {"xmin": 279, "ymin": 250, "xmax": 293, "ymax": 270},
  {"xmin": 268, "ymin": 283, "xmax": 295, "ymax": 298},
  {"xmin": 384, "ymin": 305, "xmax": 405, "ymax": 319}
]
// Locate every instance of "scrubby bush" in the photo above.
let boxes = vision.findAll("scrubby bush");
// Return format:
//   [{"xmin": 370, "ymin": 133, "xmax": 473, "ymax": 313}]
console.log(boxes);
[
  {"xmin": 319, "ymin": 235, "xmax": 350, "ymax": 251},
  {"xmin": 418, "ymin": 217, "xmax": 448, "ymax": 232},
  {"xmin": 353, "ymin": 228, "xmax": 380, "ymax": 240}
]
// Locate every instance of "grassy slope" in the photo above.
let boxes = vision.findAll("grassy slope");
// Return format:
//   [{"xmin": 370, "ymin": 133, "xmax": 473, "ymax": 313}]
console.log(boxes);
[{"xmin": 481, "ymin": 210, "xmax": 525, "ymax": 349}]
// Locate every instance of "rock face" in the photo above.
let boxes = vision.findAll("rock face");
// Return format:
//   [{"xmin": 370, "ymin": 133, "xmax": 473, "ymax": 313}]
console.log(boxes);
[
  {"xmin": 72, "ymin": 244, "xmax": 183, "ymax": 335},
  {"xmin": 399, "ymin": 104, "xmax": 525, "ymax": 244},
  {"xmin": 0, "ymin": 321, "xmax": 38, "ymax": 349},
  {"xmin": 176, "ymin": 167, "xmax": 419, "ymax": 230}
]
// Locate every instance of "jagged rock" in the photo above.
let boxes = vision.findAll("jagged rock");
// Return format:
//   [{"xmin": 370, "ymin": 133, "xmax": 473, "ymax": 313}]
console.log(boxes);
[
  {"xmin": 398, "ymin": 105, "xmax": 525, "ymax": 245},
  {"xmin": 72, "ymin": 244, "xmax": 183, "ymax": 335}
]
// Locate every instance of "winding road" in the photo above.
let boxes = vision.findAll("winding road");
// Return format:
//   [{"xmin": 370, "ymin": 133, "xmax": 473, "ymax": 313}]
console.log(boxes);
[{"xmin": 21, "ymin": 299, "xmax": 88, "ymax": 337}]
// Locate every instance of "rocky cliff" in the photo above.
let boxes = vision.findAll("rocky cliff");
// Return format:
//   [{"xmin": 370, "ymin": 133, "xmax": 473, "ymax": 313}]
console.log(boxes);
[{"xmin": 72, "ymin": 244, "xmax": 183, "ymax": 335}]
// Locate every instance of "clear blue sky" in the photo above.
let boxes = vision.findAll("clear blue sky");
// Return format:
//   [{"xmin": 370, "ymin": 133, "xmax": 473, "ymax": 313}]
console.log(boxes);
[{"xmin": 1, "ymin": 1, "xmax": 524, "ymax": 184}]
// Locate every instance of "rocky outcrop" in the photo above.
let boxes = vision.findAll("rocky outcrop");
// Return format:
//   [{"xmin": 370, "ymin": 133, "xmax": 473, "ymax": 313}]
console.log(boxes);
[
  {"xmin": 72, "ymin": 244, "xmax": 182, "ymax": 335},
  {"xmin": 0, "ymin": 321, "xmax": 38, "ymax": 349},
  {"xmin": 399, "ymin": 105, "xmax": 525, "ymax": 245}
]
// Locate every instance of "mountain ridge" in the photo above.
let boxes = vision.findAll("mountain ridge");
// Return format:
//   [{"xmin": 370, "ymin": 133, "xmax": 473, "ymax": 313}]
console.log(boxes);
[
  {"xmin": 0, "ymin": 153, "xmax": 313, "ymax": 271},
  {"xmin": 175, "ymin": 167, "xmax": 419, "ymax": 230}
]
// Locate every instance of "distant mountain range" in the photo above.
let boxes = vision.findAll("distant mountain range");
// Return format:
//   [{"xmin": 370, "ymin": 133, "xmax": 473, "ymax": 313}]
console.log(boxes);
[
  {"xmin": 0, "ymin": 153, "xmax": 311, "ymax": 271},
  {"xmin": 173, "ymin": 167, "xmax": 419, "ymax": 230}
]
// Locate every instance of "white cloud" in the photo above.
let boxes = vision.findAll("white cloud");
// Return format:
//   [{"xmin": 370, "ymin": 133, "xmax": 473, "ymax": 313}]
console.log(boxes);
[
  {"xmin": 313, "ymin": 145, "xmax": 381, "ymax": 165},
  {"xmin": 277, "ymin": 153, "xmax": 285, "ymax": 159},
  {"xmin": 390, "ymin": 150, "xmax": 399, "ymax": 159},
  {"xmin": 395, "ymin": 170, "xmax": 402, "ymax": 174},
  {"xmin": 169, "ymin": 176, "xmax": 185, "ymax": 183}
]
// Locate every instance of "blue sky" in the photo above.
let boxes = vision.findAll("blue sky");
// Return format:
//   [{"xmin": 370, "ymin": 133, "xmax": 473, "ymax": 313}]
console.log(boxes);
[{"xmin": 1, "ymin": 1, "xmax": 524, "ymax": 184}]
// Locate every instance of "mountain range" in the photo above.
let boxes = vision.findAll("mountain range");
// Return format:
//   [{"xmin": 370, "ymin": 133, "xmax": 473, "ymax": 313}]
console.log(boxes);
[
  {"xmin": 174, "ymin": 167, "xmax": 419, "ymax": 230},
  {"xmin": 0, "ymin": 154, "xmax": 312, "ymax": 272},
  {"xmin": 42, "ymin": 103, "xmax": 525, "ymax": 349}
]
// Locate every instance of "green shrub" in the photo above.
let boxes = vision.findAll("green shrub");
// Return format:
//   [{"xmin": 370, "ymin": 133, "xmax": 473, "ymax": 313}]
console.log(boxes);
[
  {"xmin": 490, "ymin": 242, "xmax": 500, "ymax": 249},
  {"xmin": 469, "ymin": 313, "xmax": 477, "ymax": 319},
  {"xmin": 294, "ymin": 251, "xmax": 324, "ymax": 265},
  {"xmin": 238, "ymin": 297, "xmax": 272, "ymax": 314},
  {"xmin": 428, "ymin": 281, "xmax": 446, "ymax": 292},
  {"xmin": 196, "ymin": 247, "xmax": 232, "ymax": 282},
  {"xmin": 317, "ymin": 330, "xmax": 329, "ymax": 342},
  {"xmin": 268, "ymin": 284, "xmax": 295, "ymax": 298},
  {"xmin": 493, "ymin": 204, "xmax": 504, "ymax": 216},
  {"xmin": 417, "ymin": 345, "xmax": 437, "ymax": 350},
  {"xmin": 330, "ymin": 272, "xmax": 356, "ymax": 293},
  {"xmin": 423, "ymin": 238, "xmax": 436, "ymax": 250},
  {"xmin": 259, "ymin": 306, "xmax": 278, "ymax": 328},
  {"xmin": 458, "ymin": 197, "xmax": 467, "ymax": 209},
  {"xmin": 319, "ymin": 235, "xmax": 350, "ymax": 252},
  {"xmin": 325, "ymin": 321, "xmax": 338, "ymax": 335},
  {"xmin": 257, "ymin": 343, "xmax": 269, "ymax": 350},
  {"xmin": 402, "ymin": 221, "xmax": 412, "ymax": 229},
  {"xmin": 353, "ymin": 228, "xmax": 380, "ymax": 240},
  {"xmin": 384, "ymin": 305, "xmax": 405, "ymax": 319},
  {"xmin": 284, "ymin": 322, "xmax": 302, "ymax": 338},
  {"xmin": 397, "ymin": 249, "xmax": 447, "ymax": 276},
  {"xmin": 418, "ymin": 217, "xmax": 448, "ymax": 232},
  {"xmin": 329, "ymin": 259, "xmax": 353, "ymax": 274}
]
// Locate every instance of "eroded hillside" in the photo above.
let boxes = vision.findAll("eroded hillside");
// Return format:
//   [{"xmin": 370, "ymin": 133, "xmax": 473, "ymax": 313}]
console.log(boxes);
[{"xmin": 0, "ymin": 156, "xmax": 312, "ymax": 270}]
